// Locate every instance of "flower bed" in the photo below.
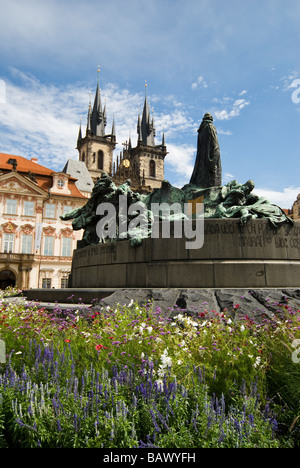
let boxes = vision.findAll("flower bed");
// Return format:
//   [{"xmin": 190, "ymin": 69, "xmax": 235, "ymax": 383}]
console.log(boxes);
[{"xmin": 0, "ymin": 289, "xmax": 299, "ymax": 448}]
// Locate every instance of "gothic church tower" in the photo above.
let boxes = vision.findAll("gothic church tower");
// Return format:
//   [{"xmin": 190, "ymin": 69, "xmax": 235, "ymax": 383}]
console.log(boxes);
[
  {"xmin": 78, "ymin": 75, "xmax": 167, "ymax": 193},
  {"xmin": 76, "ymin": 69, "xmax": 116, "ymax": 182},
  {"xmin": 113, "ymin": 84, "xmax": 167, "ymax": 193}
]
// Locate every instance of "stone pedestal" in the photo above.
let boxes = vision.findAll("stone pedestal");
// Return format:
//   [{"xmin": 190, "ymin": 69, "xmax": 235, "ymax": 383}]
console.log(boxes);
[{"xmin": 70, "ymin": 219, "xmax": 300, "ymax": 289}]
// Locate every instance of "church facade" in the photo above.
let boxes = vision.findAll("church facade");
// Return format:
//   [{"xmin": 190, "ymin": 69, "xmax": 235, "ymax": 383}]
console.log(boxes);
[{"xmin": 76, "ymin": 77, "xmax": 168, "ymax": 193}]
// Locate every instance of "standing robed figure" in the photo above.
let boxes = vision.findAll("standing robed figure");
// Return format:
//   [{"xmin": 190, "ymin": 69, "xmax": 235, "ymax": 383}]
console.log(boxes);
[{"xmin": 190, "ymin": 113, "xmax": 222, "ymax": 188}]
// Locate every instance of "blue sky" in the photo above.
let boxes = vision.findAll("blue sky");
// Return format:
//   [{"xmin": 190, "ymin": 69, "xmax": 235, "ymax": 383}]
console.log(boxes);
[{"xmin": 0, "ymin": 0, "xmax": 299, "ymax": 208}]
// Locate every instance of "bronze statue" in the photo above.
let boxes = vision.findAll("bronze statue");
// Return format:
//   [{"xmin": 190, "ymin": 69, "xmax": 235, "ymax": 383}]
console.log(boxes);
[
  {"xmin": 190, "ymin": 113, "xmax": 222, "ymax": 188},
  {"xmin": 62, "ymin": 116, "xmax": 293, "ymax": 249}
]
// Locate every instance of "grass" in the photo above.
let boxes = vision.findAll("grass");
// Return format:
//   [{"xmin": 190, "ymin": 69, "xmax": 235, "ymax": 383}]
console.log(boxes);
[{"xmin": 0, "ymin": 287, "xmax": 299, "ymax": 448}]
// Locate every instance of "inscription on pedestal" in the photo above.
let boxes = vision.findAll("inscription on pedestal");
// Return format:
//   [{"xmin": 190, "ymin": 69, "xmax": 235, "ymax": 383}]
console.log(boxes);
[{"xmin": 203, "ymin": 220, "xmax": 300, "ymax": 253}]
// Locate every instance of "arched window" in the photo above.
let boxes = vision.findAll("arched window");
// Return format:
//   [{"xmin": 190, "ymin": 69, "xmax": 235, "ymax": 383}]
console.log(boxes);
[
  {"xmin": 82, "ymin": 152, "xmax": 85, "ymax": 163},
  {"xmin": 0, "ymin": 269, "xmax": 16, "ymax": 289},
  {"xmin": 149, "ymin": 159, "xmax": 156, "ymax": 177},
  {"xmin": 98, "ymin": 151, "xmax": 104, "ymax": 170}
]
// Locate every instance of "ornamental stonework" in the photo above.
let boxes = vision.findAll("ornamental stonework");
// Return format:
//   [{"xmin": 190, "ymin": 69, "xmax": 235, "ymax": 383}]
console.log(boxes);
[
  {"xmin": 60, "ymin": 227, "xmax": 73, "ymax": 238},
  {"xmin": 43, "ymin": 226, "xmax": 56, "ymax": 236},
  {"xmin": 20, "ymin": 224, "xmax": 34, "ymax": 235},
  {"xmin": 2, "ymin": 222, "xmax": 18, "ymax": 234}
]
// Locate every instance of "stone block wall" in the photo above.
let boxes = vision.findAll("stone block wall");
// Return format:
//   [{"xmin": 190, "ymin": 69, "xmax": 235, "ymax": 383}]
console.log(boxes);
[{"xmin": 71, "ymin": 219, "xmax": 300, "ymax": 289}]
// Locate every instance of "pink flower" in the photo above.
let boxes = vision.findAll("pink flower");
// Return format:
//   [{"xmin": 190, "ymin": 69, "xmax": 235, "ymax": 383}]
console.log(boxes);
[{"xmin": 95, "ymin": 344, "xmax": 109, "ymax": 351}]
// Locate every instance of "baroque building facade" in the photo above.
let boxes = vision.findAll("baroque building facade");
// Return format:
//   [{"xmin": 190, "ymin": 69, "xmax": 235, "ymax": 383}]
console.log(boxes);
[
  {"xmin": 77, "ymin": 76, "xmax": 167, "ymax": 192},
  {"xmin": 0, "ymin": 153, "xmax": 91, "ymax": 290}
]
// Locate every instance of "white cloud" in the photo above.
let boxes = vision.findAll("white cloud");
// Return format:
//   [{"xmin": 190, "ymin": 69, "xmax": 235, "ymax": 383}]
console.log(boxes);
[
  {"xmin": 213, "ymin": 97, "xmax": 250, "ymax": 120},
  {"xmin": 253, "ymin": 186, "xmax": 300, "ymax": 209},
  {"xmin": 0, "ymin": 71, "xmax": 197, "ymax": 182},
  {"xmin": 223, "ymin": 172, "xmax": 236, "ymax": 183},
  {"xmin": 191, "ymin": 76, "xmax": 208, "ymax": 90},
  {"xmin": 216, "ymin": 128, "xmax": 233, "ymax": 136},
  {"xmin": 164, "ymin": 143, "xmax": 195, "ymax": 187}
]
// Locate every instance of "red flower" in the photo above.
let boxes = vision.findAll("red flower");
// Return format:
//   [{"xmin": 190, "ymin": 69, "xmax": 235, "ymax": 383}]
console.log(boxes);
[
  {"xmin": 64, "ymin": 339, "xmax": 70, "ymax": 343},
  {"xmin": 95, "ymin": 344, "xmax": 109, "ymax": 351}
]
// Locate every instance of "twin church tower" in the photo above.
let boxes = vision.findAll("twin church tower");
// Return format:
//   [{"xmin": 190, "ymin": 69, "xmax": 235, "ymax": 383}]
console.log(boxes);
[{"xmin": 76, "ymin": 70, "xmax": 167, "ymax": 193}]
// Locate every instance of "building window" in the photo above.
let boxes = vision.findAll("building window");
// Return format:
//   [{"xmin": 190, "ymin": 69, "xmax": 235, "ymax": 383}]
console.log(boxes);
[
  {"xmin": 6, "ymin": 198, "xmax": 17, "ymax": 215},
  {"xmin": 149, "ymin": 160, "xmax": 156, "ymax": 177},
  {"xmin": 61, "ymin": 277, "xmax": 69, "ymax": 288},
  {"xmin": 3, "ymin": 234, "xmax": 14, "ymax": 253},
  {"xmin": 62, "ymin": 237, "xmax": 72, "ymax": 257},
  {"xmin": 42, "ymin": 278, "xmax": 52, "ymax": 289},
  {"xmin": 45, "ymin": 203, "xmax": 55, "ymax": 218},
  {"xmin": 24, "ymin": 201, "xmax": 34, "ymax": 216},
  {"xmin": 97, "ymin": 151, "xmax": 104, "ymax": 170},
  {"xmin": 82, "ymin": 152, "xmax": 85, "ymax": 162},
  {"xmin": 21, "ymin": 234, "xmax": 33, "ymax": 254},
  {"xmin": 43, "ymin": 236, "xmax": 54, "ymax": 256},
  {"xmin": 63, "ymin": 205, "xmax": 72, "ymax": 216}
]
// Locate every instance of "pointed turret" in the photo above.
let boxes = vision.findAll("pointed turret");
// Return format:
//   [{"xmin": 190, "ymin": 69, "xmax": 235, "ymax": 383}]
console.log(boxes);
[
  {"xmin": 90, "ymin": 68, "xmax": 105, "ymax": 137},
  {"xmin": 140, "ymin": 84, "xmax": 155, "ymax": 146},
  {"xmin": 103, "ymin": 101, "xmax": 107, "ymax": 127},
  {"xmin": 77, "ymin": 120, "xmax": 82, "ymax": 148},
  {"xmin": 137, "ymin": 113, "xmax": 143, "ymax": 145},
  {"xmin": 111, "ymin": 115, "xmax": 116, "ymax": 141},
  {"xmin": 86, "ymin": 97, "xmax": 92, "ymax": 134}
]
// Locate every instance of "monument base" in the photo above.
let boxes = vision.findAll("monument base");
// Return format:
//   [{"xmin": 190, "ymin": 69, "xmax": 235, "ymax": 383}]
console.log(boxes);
[{"xmin": 70, "ymin": 219, "xmax": 300, "ymax": 289}]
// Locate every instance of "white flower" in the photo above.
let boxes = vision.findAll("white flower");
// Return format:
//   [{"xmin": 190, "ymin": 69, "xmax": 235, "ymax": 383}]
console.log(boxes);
[
  {"xmin": 240, "ymin": 325, "xmax": 245, "ymax": 332},
  {"xmin": 160, "ymin": 349, "xmax": 172, "ymax": 368},
  {"xmin": 155, "ymin": 379, "xmax": 164, "ymax": 391},
  {"xmin": 227, "ymin": 318, "xmax": 232, "ymax": 325},
  {"xmin": 146, "ymin": 326, "xmax": 153, "ymax": 334},
  {"xmin": 254, "ymin": 356, "xmax": 261, "ymax": 368}
]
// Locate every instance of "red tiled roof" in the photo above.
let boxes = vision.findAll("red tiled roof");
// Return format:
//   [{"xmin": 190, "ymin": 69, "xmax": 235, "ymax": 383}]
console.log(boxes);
[
  {"xmin": 0, "ymin": 152, "xmax": 53, "ymax": 176},
  {"xmin": 0, "ymin": 152, "xmax": 87, "ymax": 199}
]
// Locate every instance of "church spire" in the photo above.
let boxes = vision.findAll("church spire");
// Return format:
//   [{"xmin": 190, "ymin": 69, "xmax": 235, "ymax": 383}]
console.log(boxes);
[
  {"xmin": 139, "ymin": 83, "xmax": 155, "ymax": 146},
  {"xmin": 111, "ymin": 115, "xmax": 116, "ymax": 142},
  {"xmin": 77, "ymin": 118, "xmax": 82, "ymax": 148},
  {"xmin": 86, "ymin": 93, "xmax": 92, "ymax": 134},
  {"xmin": 91, "ymin": 67, "xmax": 105, "ymax": 137}
]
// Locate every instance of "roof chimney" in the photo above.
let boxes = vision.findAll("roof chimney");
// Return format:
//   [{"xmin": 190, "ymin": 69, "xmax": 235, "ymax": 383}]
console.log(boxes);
[{"xmin": 31, "ymin": 158, "xmax": 38, "ymax": 163}]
